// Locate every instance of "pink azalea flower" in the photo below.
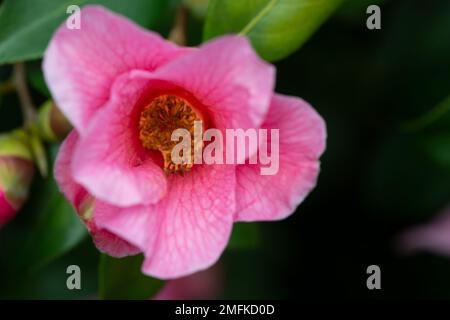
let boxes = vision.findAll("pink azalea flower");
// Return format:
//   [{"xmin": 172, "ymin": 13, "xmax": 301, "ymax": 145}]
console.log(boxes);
[{"xmin": 44, "ymin": 6, "xmax": 326, "ymax": 279}]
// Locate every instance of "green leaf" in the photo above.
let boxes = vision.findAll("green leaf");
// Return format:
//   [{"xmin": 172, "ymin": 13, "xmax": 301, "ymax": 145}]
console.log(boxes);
[
  {"xmin": 0, "ymin": 0, "xmax": 170, "ymax": 65},
  {"xmin": 99, "ymin": 254, "xmax": 164, "ymax": 300},
  {"xmin": 203, "ymin": 0, "xmax": 343, "ymax": 61},
  {"xmin": 227, "ymin": 223, "xmax": 261, "ymax": 250},
  {"xmin": 18, "ymin": 178, "xmax": 86, "ymax": 272},
  {"xmin": 0, "ymin": 238, "xmax": 99, "ymax": 299}
]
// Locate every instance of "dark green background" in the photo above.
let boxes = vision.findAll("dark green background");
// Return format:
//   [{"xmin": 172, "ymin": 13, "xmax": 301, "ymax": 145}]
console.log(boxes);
[{"xmin": 1, "ymin": 0, "xmax": 450, "ymax": 299}]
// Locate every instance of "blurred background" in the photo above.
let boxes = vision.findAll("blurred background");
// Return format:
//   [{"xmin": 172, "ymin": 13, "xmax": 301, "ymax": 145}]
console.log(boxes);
[{"xmin": 0, "ymin": 0, "xmax": 450, "ymax": 299}]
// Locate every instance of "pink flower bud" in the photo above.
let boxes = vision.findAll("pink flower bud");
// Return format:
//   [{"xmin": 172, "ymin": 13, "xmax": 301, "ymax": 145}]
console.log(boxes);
[
  {"xmin": 0, "ymin": 130, "xmax": 34, "ymax": 228},
  {"xmin": 37, "ymin": 100, "xmax": 72, "ymax": 142}
]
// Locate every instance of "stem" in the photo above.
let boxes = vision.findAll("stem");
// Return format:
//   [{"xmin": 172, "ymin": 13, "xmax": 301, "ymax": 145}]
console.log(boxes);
[
  {"xmin": 168, "ymin": 4, "xmax": 188, "ymax": 46},
  {"xmin": 12, "ymin": 63, "xmax": 37, "ymax": 127}
]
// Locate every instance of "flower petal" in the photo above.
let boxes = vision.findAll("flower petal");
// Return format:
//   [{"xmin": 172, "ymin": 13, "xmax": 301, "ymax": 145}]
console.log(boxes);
[
  {"xmin": 54, "ymin": 130, "xmax": 87, "ymax": 208},
  {"xmin": 71, "ymin": 74, "xmax": 167, "ymax": 207},
  {"xmin": 235, "ymin": 94, "xmax": 326, "ymax": 221},
  {"xmin": 93, "ymin": 202, "xmax": 153, "ymax": 251},
  {"xmin": 88, "ymin": 220, "xmax": 141, "ymax": 258},
  {"xmin": 55, "ymin": 130, "xmax": 140, "ymax": 257},
  {"xmin": 95, "ymin": 164, "xmax": 236, "ymax": 279},
  {"xmin": 43, "ymin": 5, "xmax": 190, "ymax": 133},
  {"xmin": 153, "ymin": 35, "xmax": 275, "ymax": 131}
]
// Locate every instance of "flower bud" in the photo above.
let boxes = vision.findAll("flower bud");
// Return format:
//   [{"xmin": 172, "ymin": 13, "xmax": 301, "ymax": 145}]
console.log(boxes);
[
  {"xmin": 0, "ymin": 130, "xmax": 34, "ymax": 227},
  {"xmin": 37, "ymin": 100, "xmax": 72, "ymax": 142}
]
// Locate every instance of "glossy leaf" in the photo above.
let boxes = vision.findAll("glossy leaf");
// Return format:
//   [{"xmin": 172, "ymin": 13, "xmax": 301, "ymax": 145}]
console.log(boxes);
[
  {"xmin": 204, "ymin": 0, "xmax": 343, "ymax": 61},
  {"xmin": 0, "ymin": 0, "xmax": 171, "ymax": 64}
]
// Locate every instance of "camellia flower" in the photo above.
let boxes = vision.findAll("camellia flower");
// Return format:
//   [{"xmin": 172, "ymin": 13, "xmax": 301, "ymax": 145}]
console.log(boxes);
[
  {"xmin": 0, "ymin": 130, "xmax": 34, "ymax": 227},
  {"xmin": 44, "ymin": 6, "xmax": 326, "ymax": 278}
]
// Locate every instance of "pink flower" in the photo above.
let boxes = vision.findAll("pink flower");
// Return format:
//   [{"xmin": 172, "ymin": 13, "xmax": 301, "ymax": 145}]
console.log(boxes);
[
  {"xmin": 0, "ymin": 131, "xmax": 34, "ymax": 228},
  {"xmin": 397, "ymin": 205, "xmax": 450, "ymax": 256},
  {"xmin": 44, "ymin": 6, "xmax": 326, "ymax": 279}
]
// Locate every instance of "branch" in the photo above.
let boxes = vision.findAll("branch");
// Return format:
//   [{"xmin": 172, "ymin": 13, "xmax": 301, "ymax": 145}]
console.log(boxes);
[
  {"xmin": 168, "ymin": 4, "xmax": 188, "ymax": 46},
  {"xmin": 12, "ymin": 63, "xmax": 37, "ymax": 127}
]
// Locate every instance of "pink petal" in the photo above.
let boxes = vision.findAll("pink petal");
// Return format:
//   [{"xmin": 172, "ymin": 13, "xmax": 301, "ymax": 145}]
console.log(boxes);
[
  {"xmin": 54, "ymin": 130, "xmax": 87, "ymax": 208},
  {"xmin": 55, "ymin": 130, "xmax": 140, "ymax": 257},
  {"xmin": 71, "ymin": 74, "xmax": 167, "ymax": 207},
  {"xmin": 398, "ymin": 206, "xmax": 450, "ymax": 256},
  {"xmin": 88, "ymin": 221, "xmax": 141, "ymax": 258},
  {"xmin": 235, "ymin": 94, "xmax": 326, "ymax": 221},
  {"xmin": 93, "ymin": 202, "xmax": 152, "ymax": 251},
  {"xmin": 43, "ymin": 5, "xmax": 190, "ymax": 133},
  {"xmin": 152, "ymin": 35, "xmax": 275, "ymax": 131},
  {"xmin": 0, "ymin": 189, "xmax": 16, "ymax": 227},
  {"xmin": 95, "ymin": 164, "xmax": 236, "ymax": 279}
]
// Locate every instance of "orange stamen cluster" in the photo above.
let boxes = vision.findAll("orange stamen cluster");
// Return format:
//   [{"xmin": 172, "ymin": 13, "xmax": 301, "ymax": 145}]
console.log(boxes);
[{"xmin": 138, "ymin": 95, "xmax": 202, "ymax": 175}]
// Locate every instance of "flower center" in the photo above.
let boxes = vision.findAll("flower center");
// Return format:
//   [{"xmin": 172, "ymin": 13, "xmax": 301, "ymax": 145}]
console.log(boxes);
[{"xmin": 138, "ymin": 95, "xmax": 202, "ymax": 175}]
